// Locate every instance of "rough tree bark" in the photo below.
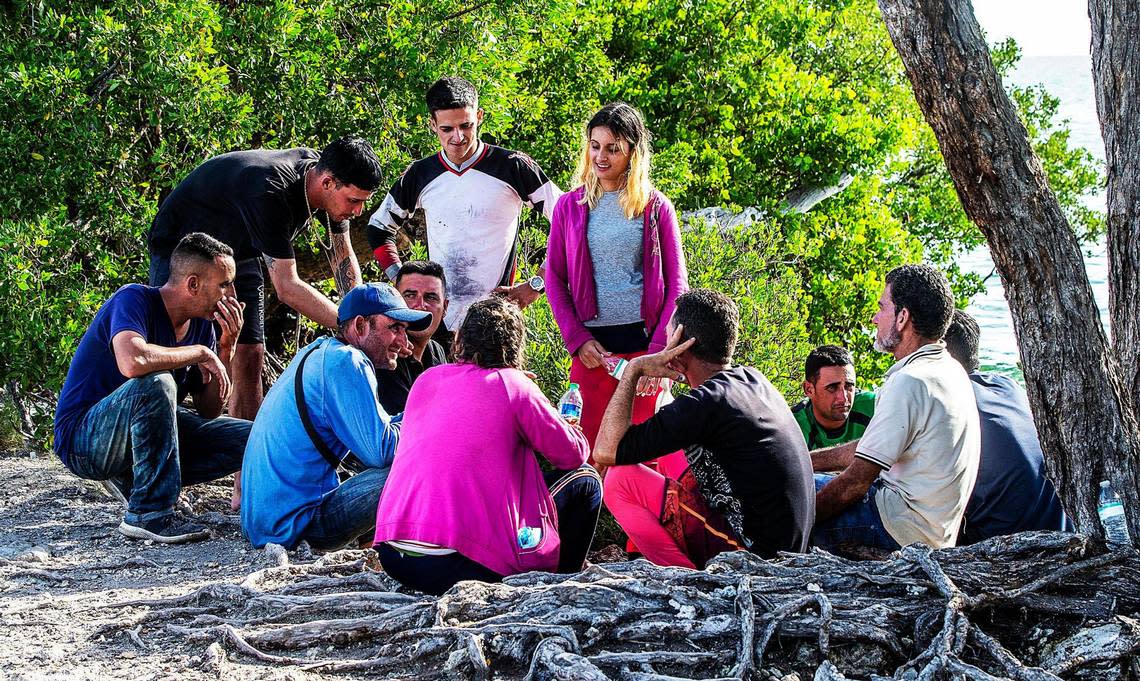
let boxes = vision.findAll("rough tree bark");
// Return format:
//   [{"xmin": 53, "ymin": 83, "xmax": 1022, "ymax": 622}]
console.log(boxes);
[
  {"xmin": 875, "ymin": 0, "xmax": 1140, "ymax": 543},
  {"xmin": 1090, "ymin": 0, "xmax": 1140, "ymax": 416}
]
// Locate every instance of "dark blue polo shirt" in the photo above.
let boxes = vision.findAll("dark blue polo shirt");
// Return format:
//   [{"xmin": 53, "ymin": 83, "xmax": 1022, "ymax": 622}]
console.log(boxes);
[{"xmin": 960, "ymin": 372, "xmax": 1072, "ymax": 544}]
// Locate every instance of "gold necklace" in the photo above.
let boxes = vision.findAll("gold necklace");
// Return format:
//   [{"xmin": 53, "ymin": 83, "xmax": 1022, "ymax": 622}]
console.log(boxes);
[{"xmin": 303, "ymin": 166, "xmax": 332, "ymax": 251}]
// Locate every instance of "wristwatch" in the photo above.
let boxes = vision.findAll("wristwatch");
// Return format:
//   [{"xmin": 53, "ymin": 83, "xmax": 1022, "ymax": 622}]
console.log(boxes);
[{"xmin": 527, "ymin": 275, "xmax": 545, "ymax": 293}]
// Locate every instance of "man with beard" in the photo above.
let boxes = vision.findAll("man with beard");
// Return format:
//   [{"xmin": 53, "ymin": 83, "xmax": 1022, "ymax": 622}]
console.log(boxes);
[
  {"xmin": 811, "ymin": 265, "xmax": 979, "ymax": 551},
  {"xmin": 240, "ymin": 284, "xmax": 430, "ymax": 551}
]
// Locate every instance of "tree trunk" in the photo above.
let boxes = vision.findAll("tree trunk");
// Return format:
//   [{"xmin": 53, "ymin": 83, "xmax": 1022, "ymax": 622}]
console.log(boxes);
[
  {"xmin": 1090, "ymin": 0, "xmax": 1140, "ymax": 419},
  {"xmin": 875, "ymin": 0, "xmax": 1140, "ymax": 542}
]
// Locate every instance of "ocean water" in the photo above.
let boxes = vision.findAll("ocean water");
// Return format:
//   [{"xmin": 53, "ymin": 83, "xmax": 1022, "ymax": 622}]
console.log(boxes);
[{"xmin": 960, "ymin": 55, "xmax": 1109, "ymax": 375}]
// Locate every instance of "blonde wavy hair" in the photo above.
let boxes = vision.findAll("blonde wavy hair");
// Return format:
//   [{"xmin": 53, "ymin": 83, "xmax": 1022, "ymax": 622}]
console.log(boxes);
[{"xmin": 572, "ymin": 102, "xmax": 654, "ymax": 219}]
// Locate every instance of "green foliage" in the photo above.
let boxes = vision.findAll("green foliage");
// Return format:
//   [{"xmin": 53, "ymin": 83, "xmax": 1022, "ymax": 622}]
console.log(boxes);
[
  {"xmin": 681, "ymin": 217, "xmax": 813, "ymax": 395},
  {"xmin": 0, "ymin": 395, "xmax": 25, "ymax": 452},
  {"xmin": 0, "ymin": 0, "xmax": 1103, "ymax": 445}
]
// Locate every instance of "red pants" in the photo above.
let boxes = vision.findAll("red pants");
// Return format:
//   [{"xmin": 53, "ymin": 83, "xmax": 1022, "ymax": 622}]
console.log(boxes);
[
  {"xmin": 569, "ymin": 353, "xmax": 686, "ymax": 553},
  {"xmin": 570, "ymin": 352, "xmax": 659, "ymax": 455}
]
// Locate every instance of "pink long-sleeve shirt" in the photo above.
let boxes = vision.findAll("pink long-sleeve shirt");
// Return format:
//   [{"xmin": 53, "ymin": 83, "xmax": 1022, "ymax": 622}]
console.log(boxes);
[
  {"xmin": 545, "ymin": 187, "xmax": 689, "ymax": 355},
  {"xmin": 373, "ymin": 363, "xmax": 589, "ymax": 576}
]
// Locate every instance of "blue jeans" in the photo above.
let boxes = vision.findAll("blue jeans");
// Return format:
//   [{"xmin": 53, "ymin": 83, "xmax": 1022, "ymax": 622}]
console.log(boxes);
[
  {"xmin": 812, "ymin": 473, "xmax": 901, "ymax": 552},
  {"xmin": 300, "ymin": 466, "xmax": 391, "ymax": 551},
  {"xmin": 65, "ymin": 373, "xmax": 250, "ymax": 524}
]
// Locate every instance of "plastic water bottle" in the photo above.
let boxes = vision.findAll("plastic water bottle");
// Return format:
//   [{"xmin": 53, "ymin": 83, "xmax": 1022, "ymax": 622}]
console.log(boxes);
[
  {"xmin": 558, "ymin": 383, "xmax": 583, "ymax": 426},
  {"xmin": 1098, "ymin": 480, "xmax": 1129, "ymax": 544}
]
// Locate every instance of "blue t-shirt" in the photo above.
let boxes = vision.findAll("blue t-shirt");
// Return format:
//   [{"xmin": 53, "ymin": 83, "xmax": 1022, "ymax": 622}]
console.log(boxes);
[
  {"xmin": 960, "ymin": 372, "xmax": 1072, "ymax": 544},
  {"xmin": 54, "ymin": 285, "xmax": 215, "ymax": 463},
  {"xmin": 240, "ymin": 336, "xmax": 402, "ymax": 549}
]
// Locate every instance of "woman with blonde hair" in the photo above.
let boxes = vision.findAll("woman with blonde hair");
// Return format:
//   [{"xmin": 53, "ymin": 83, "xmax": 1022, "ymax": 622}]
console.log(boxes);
[{"xmin": 546, "ymin": 102, "xmax": 689, "ymax": 461}]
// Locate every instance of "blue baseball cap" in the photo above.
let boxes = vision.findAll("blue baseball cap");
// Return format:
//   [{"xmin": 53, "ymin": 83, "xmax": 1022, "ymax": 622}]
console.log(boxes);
[{"xmin": 338, "ymin": 283, "xmax": 432, "ymax": 331}]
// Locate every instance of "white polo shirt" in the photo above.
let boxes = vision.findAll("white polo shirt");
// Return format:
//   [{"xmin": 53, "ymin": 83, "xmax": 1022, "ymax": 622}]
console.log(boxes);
[{"xmin": 855, "ymin": 342, "xmax": 980, "ymax": 547}]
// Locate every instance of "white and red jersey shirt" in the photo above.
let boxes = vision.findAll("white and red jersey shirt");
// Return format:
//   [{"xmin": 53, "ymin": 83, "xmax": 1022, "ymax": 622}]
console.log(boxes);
[{"xmin": 366, "ymin": 142, "xmax": 560, "ymax": 330}]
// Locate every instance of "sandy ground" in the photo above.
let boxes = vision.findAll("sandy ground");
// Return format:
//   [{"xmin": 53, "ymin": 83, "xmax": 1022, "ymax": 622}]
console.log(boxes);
[{"xmin": 0, "ymin": 450, "xmax": 288, "ymax": 681}]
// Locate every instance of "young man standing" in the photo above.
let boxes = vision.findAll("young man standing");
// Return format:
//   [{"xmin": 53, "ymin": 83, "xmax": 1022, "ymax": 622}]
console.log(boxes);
[
  {"xmin": 594, "ymin": 289, "xmax": 816, "ymax": 569},
  {"xmin": 812, "ymin": 264, "xmax": 980, "ymax": 552},
  {"xmin": 376, "ymin": 260, "xmax": 449, "ymax": 415},
  {"xmin": 366, "ymin": 77, "xmax": 560, "ymax": 340},
  {"xmin": 241, "ymin": 284, "xmax": 430, "ymax": 551},
  {"xmin": 790, "ymin": 344, "xmax": 876, "ymax": 450},
  {"xmin": 55, "ymin": 233, "xmax": 251, "ymax": 543},
  {"xmin": 148, "ymin": 136, "xmax": 383, "ymax": 507}
]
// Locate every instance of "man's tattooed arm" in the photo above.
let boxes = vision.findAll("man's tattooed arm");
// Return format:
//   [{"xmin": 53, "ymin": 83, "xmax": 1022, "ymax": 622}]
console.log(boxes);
[{"xmin": 331, "ymin": 231, "xmax": 363, "ymax": 295}]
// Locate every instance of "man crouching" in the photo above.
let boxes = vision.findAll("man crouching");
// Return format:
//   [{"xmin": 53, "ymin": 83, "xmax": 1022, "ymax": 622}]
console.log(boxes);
[
  {"xmin": 54, "ymin": 232, "xmax": 250, "ymax": 543},
  {"xmin": 240, "ymin": 283, "xmax": 430, "ymax": 551}
]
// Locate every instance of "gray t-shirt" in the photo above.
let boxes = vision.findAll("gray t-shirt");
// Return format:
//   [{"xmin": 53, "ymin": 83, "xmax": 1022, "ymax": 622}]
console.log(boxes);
[{"xmin": 584, "ymin": 191, "xmax": 644, "ymax": 327}]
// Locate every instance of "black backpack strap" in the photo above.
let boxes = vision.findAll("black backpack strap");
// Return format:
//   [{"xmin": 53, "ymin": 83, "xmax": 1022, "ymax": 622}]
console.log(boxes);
[{"xmin": 295, "ymin": 344, "xmax": 342, "ymax": 471}]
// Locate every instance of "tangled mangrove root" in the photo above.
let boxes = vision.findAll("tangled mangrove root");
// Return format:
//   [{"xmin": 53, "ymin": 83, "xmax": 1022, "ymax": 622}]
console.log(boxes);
[{"xmin": 93, "ymin": 533, "xmax": 1140, "ymax": 679}]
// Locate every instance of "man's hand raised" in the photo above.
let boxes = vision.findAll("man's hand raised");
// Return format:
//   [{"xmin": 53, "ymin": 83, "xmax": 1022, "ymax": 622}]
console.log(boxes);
[
  {"xmin": 628, "ymin": 325, "xmax": 694, "ymax": 383},
  {"xmin": 214, "ymin": 295, "xmax": 245, "ymax": 362}
]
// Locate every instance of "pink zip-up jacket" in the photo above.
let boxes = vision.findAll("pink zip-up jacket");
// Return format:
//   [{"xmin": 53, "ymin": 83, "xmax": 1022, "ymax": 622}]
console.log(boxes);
[
  {"xmin": 545, "ymin": 186, "xmax": 689, "ymax": 355},
  {"xmin": 373, "ymin": 363, "xmax": 589, "ymax": 576}
]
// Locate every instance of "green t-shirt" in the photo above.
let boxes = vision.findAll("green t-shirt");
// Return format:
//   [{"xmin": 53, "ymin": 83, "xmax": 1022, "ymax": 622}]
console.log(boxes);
[{"xmin": 790, "ymin": 390, "xmax": 876, "ymax": 450}]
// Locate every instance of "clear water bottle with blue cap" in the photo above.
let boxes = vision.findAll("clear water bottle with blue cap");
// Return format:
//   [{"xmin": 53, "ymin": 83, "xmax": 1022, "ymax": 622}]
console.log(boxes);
[{"xmin": 558, "ymin": 383, "xmax": 583, "ymax": 426}]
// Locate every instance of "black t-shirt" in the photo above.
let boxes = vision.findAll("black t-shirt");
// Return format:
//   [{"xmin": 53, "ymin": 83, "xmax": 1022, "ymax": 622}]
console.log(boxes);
[
  {"xmin": 148, "ymin": 148, "xmax": 347, "ymax": 261},
  {"xmin": 616, "ymin": 366, "xmax": 815, "ymax": 557},
  {"xmin": 375, "ymin": 340, "xmax": 448, "ymax": 415}
]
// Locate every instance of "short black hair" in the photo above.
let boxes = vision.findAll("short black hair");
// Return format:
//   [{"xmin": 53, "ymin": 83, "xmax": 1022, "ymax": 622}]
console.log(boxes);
[
  {"xmin": 884, "ymin": 264, "xmax": 955, "ymax": 340},
  {"xmin": 168, "ymin": 232, "xmax": 232, "ymax": 283},
  {"xmin": 805, "ymin": 344, "xmax": 854, "ymax": 383},
  {"xmin": 672, "ymin": 289, "xmax": 738, "ymax": 365},
  {"xmin": 426, "ymin": 76, "xmax": 479, "ymax": 115},
  {"xmin": 395, "ymin": 260, "xmax": 447, "ymax": 296},
  {"xmin": 944, "ymin": 309, "xmax": 981, "ymax": 372},
  {"xmin": 456, "ymin": 297, "xmax": 524, "ymax": 369},
  {"xmin": 316, "ymin": 135, "xmax": 383, "ymax": 191}
]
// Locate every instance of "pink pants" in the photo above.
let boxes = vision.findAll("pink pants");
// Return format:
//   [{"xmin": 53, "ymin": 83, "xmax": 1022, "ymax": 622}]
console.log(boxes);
[{"xmin": 603, "ymin": 456, "xmax": 695, "ymax": 569}]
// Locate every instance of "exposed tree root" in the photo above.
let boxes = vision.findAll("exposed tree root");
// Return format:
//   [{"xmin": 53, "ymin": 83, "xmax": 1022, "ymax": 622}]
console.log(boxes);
[{"xmin": 89, "ymin": 532, "xmax": 1140, "ymax": 679}]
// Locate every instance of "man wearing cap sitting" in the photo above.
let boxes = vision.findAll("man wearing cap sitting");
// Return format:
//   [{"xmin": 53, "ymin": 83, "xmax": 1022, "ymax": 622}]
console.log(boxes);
[{"xmin": 240, "ymin": 283, "xmax": 431, "ymax": 551}]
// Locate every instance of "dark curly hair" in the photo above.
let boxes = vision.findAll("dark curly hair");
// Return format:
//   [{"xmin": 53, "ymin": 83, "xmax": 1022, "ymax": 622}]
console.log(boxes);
[
  {"xmin": 673, "ymin": 289, "xmax": 739, "ymax": 365},
  {"xmin": 455, "ymin": 297, "xmax": 525, "ymax": 369},
  {"xmin": 884, "ymin": 264, "xmax": 955, "ymax": 340},
  {"xmin": 316, "ymin": 135, "xmax": 383, "ymax": 191}
]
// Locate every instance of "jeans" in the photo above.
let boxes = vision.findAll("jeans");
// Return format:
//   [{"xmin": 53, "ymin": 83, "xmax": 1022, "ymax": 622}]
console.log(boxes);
[
  {"xmin": 811, "ymin": 473, "xmax": 901, "ymax": 552},
  {"xmin": 300, "ymin": 466, "xmax": 391, "ymax": 551},
  {"xmin": 376, "ymin": 466, "xmax": 603, "ymax": 595},
  {"xmin": 66, "ymin": 373, "xmax": 250, "ymax": 524}
]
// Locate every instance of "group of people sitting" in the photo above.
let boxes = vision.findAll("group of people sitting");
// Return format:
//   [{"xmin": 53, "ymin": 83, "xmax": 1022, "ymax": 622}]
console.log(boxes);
[{"xmin": 52, "ymin": 74, "xmax": 1071, "ymax": 596}]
